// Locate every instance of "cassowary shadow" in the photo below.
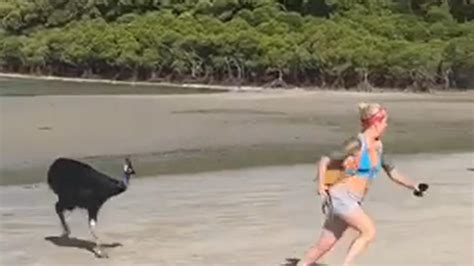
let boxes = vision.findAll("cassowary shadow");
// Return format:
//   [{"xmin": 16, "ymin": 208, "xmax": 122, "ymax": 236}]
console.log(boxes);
[
  {"xmin": 281, "ymin": 258, "xmax": 328, "ymax": 266},
  {"xmin": 281, "ymin": 258, "xmax": 300, "ymax": 266},
  {"xmin": 44, "ymin": 236, "xmax": 122, "ymax": 258}
]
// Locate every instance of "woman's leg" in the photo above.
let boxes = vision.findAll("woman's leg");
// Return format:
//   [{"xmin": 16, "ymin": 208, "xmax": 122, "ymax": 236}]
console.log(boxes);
[
  {"xmin": 340, "ymin": 207, "xmax": 376, "ymax": 266},
  {"xmin": 302, "ymin": 215, "xmax": 348, "ymax": 266}
]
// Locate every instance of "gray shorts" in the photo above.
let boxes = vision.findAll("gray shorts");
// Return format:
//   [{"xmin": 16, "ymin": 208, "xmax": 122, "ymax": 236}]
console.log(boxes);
[{"xmin": 327, "ymin": 188, "xmax": 363, "ymax": 217}]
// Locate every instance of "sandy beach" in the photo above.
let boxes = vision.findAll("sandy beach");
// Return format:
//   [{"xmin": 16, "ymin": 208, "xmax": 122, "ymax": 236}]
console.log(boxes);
[
  {"xmin": 0, "ymin": 153, "xmax": 473, "ymax": 265},
  {"xmin": 1, "ymin": 82, "xmax": 473, "ymax": 265}
]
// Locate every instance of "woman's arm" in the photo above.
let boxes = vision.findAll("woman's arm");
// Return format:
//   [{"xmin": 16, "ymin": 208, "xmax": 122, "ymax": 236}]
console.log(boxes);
[
  {"xmin": 382, "ymin": 154, "xmax": 417, "ymax": 190},
  {"xmin": 384, "ymin": 168, "xmax": 418, "ymax": 190},
  {"xmin": 383, "ymin": 154, "xmax": 429, "ymax": 196},
  {"xmin": 315, "ymin": 136, "xmax": 360, "ymax": 195}
]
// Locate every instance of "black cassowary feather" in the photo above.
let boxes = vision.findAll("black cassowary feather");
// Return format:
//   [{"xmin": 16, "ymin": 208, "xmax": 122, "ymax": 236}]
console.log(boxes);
[{"xmin": 47, "ymin": 157, "xmax": 135, "ymax": 258}]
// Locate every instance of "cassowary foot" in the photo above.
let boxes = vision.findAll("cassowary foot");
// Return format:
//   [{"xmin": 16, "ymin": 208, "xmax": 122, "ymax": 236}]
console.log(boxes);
[
  {"xmin": 60, "ymin": 229, "xmax": 70, "ymax": 238},
  {"xmin": 93, "ymin": 246, "xmax": 109, "ymax": 258}
]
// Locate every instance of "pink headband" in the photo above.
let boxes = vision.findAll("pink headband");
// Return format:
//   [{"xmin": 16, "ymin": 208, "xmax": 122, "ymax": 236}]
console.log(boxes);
[{"xmin": 361, "ymin": 107, "xmax": 387, "ymax": 128}]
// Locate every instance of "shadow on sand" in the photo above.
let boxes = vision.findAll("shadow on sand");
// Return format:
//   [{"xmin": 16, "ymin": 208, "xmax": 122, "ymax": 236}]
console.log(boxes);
[{"xmin": 44, "ymin": 236, "xmax": 122, "ymax": 258}]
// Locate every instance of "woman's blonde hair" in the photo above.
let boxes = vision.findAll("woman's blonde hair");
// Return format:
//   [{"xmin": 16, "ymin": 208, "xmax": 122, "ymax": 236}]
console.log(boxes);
[{"xmin": 358, "ymin": 102, "xmax": 382, "ymax": 121}]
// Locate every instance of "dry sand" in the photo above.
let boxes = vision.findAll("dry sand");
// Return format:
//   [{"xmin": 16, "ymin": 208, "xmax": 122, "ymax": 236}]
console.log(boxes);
[{"xmin": 0, "ymin": 153, "xmax": 473, "ymax": 266}]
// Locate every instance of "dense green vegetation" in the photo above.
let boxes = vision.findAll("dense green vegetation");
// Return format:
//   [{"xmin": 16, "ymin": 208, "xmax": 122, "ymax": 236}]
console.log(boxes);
[{"xmin": 1, "ymin": 0, "xmax": 473, "ymax": 90}]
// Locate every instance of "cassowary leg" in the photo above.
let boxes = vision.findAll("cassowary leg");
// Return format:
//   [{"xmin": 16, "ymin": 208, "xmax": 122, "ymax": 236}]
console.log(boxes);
[
  {"xmin": 88, "ymin": 209, "xmax": 108, "ymax": 258},
  {"xmin": 55, "ymin": 201, "xmax": 70, "ymax": 237}
]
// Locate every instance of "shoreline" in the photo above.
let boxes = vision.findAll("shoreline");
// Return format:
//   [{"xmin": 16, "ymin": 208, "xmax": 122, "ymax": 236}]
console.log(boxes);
[
  {"xmin": 2, "ymin": 72, "xmax": 471, "ymax": 93},
  {"xmin": 0, "ymin": 72, "xmax": 260, "ymax": 92}
]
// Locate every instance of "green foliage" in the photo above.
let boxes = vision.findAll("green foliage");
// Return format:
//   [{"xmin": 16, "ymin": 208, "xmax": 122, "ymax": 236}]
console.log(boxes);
[
  {"xmin": 442, "ymin": 32, "xmax": 474, "ymax": 88},
  {"xmin": 0, "ymin": 0, "xmax": 473, "ymax": 89}
]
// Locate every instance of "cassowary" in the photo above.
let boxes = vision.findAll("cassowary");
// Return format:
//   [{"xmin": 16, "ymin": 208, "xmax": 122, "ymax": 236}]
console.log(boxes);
[{"xmin": 47, "ymin": 157, "xmax": 135, "ymax": 257}]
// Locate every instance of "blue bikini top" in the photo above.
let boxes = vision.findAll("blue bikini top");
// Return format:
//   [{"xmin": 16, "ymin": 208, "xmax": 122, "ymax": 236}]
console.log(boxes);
[{"xmin": 345, "ymin": 134, "xmax": 382, "ymax": 179}]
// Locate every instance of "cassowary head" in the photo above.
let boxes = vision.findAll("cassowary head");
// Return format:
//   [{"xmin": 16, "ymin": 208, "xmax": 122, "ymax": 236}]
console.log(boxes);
[{"xmin": 122, "ymin": 158, "xmax": 136, "ymax": 186}]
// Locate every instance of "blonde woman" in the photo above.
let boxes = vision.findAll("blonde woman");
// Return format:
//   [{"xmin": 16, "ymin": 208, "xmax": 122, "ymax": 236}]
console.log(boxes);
[{"xmin": 302, "ymin": 103, "xmax": 429, "ymax": 266}]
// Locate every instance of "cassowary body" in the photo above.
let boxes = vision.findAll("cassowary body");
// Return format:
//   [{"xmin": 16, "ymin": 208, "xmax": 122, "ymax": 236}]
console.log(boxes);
[{"xmin": 47, "ymin": 157, "xmax": 135, "ymax": 257}]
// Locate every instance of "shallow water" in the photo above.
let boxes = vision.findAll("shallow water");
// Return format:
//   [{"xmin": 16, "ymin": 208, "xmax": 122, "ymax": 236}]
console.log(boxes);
[{"xmin": 0, "ymin": 77, "xmax": 223, "ymax": 96}]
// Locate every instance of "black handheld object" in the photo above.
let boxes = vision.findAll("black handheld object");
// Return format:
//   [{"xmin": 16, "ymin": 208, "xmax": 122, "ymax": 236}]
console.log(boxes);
[{"xmin": 413, "ymin": 183, "xmax": 429, "ymax": 197}]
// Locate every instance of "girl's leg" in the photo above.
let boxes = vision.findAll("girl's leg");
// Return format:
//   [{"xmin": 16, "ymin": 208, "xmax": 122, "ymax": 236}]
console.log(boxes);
[
  {"xmin": 302, "ymin": 215, "xmax": 348, "ymax": 266},
  {"xmin": 340, "ymin": 207, "xmax": 376, "ymax": 266}
]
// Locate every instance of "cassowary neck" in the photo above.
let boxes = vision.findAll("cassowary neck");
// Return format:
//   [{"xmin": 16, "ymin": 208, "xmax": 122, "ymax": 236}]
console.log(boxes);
[{"xmin": 122, "ymin": 172, "xmax": 130, "ymax": 187}]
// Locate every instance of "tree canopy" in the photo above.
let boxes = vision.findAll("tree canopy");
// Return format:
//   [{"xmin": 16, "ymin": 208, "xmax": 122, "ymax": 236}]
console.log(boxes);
[{"xmin": 1, "ymin": 0, "xmax": 473, "ymax": 90}]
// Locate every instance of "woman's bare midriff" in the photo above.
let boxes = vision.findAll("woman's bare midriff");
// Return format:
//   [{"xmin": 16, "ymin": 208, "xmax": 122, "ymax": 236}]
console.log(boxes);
[{"xmin": 333, "ymin": 176, "xmax": 369, "ymax": 198}]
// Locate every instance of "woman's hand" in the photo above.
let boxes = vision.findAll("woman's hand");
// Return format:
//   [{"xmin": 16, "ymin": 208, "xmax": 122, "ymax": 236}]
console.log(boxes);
[{"xmin": 318, "ymin": 184, "xmax": 329, "ymax": 198}]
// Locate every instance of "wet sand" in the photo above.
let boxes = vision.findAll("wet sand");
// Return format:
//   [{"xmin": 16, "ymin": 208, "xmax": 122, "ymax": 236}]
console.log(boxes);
[
  {"xmin": 0, "ymin": 153, "xmax": 472, "ymax": 265},
  {"xmin": 1, "ymin": 90, "xmax": 473, "ymax": 184}
]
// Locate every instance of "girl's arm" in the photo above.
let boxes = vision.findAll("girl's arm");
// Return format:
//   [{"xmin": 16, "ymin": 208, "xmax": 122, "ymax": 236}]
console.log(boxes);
[
  {"xmin": 383, "ymin": 154, "xmax": 429, "ymax": 196},
  {"xmin": 382, "ymin": 154, "xmax": 419, "ymax": 190},
  {"xmin": 385, "ymin": 168, "xmax": 418, "ymax": 190}
]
